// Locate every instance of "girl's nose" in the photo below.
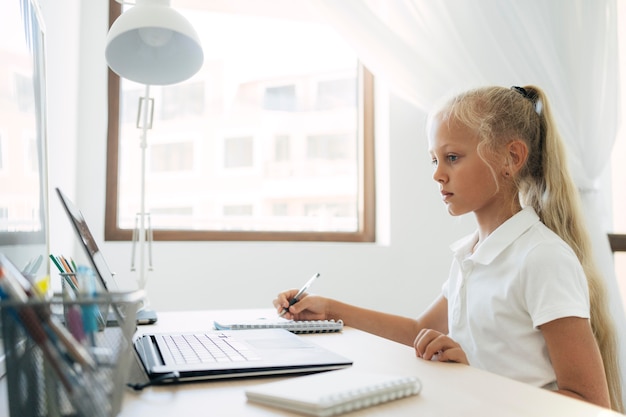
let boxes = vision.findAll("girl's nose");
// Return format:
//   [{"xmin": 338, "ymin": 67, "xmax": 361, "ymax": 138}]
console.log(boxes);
[{"xmin": 432, "ymin": 165, "xmax": 446, "ymax": 183}]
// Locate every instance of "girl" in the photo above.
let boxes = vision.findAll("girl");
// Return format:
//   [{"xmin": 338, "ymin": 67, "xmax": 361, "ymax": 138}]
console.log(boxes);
[{"xmin": 273, "ymin": 85, "xmax": 622, "ymax": 411}]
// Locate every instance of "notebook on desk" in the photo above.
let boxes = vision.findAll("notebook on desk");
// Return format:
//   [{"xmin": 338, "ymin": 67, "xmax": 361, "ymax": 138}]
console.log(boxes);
[{"xmin": 55, "ymin": 188, "xmax": 353, "ymax": 387}]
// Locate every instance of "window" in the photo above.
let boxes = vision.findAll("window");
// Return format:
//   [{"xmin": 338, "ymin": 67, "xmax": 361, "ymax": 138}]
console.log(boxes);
[
  {"xmin": 223, "ymin": 136, "xmax": 253, "ymax": 169},
  {"xmin": 106, "ymin": 1, "xmax": 375, "ymax": 242},
  {"xmin": 306, "ymin": 134, "xmax": 352, "ymax": 161},
  {"xmin": 223, "ymin": 205, "xmax": 253, "ymax": 216},
  {"xmin": 150, "ymin": 142, "xmax": 194, "ymax": 173},
  {"xmin": 25, "ymin": 134, "xmax": 38, "ymax": 174},
  {"xmin": 161, "ymin": 82, "xmax": 204, "ymax": 120},
  {"xmin": 273, "ymin": 135, "xmax": 290, "ymax": 163},
  {"xmin": 263, "ymin": 85, "xmax": 297, "ymax": 112},
  {"xmin": 0, "ymin": 133, "xmax": 4, "ymax": 171},
  {"xmin": 316, "ymin": 78, "xmax": 357, "ymax": 110},
  {"xmin": 14, "ymin": 72, "xmax": 35, "ymax": 113},
  {"xmin": 0, "ymin": 207, "xmax": 7, "ymax": 227}
]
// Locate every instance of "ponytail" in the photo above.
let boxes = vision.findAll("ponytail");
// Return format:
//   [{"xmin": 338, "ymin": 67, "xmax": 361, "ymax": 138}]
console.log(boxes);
[{"xmin": 522, "ymin": 85, "xmax": 623, "ymax": 412}]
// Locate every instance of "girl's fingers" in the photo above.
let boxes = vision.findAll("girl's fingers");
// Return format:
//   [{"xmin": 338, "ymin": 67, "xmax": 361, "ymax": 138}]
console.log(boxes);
[{"xmin": 414, "ymin": 329, "xmax": 468, "ymax": 364}]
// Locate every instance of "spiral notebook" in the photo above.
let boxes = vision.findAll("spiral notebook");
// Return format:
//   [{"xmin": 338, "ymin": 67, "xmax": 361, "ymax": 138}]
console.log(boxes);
[
  {"xmin": 245, "ymin": 368, "xmax": 422, "ymax": 417},
  {"xmin": 214, "ymin": 318, "xmax": 344, "ymax": 334}
]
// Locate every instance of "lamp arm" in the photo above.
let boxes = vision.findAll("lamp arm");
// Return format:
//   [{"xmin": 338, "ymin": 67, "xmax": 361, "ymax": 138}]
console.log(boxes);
[{"xmin": 131, "ymin": 84, "xmax": 154, "ymax": 294}]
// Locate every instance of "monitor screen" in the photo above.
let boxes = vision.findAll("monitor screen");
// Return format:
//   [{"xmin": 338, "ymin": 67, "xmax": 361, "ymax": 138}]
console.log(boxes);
[{"xmin": 0, "ymin": 0, "xmax": 49, "ymax": 377}]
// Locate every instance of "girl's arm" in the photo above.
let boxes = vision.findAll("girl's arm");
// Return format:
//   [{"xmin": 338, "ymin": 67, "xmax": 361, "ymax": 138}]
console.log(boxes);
[
  {"xmin": 540, "ymin": 316, "xmax": 611, "ymax": 409},
  {"xmin": 274, "ymin": 291, "xmax": 448, "ymax": 347}
]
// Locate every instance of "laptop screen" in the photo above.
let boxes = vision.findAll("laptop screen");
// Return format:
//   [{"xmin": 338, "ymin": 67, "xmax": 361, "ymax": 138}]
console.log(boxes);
[{"xmin": 55, "ymin": 188, "xmax": 119, "ymax": 294}]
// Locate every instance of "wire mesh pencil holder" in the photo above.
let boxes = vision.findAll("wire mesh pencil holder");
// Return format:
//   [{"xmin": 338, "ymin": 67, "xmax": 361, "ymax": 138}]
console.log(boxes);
[
  {"xmin": 0, "ymin": 290, "xmax": 144, "ymax": 417},
  {"xmin": 59, "ymin": 273, "xmax": 108, "ymax": 332}
]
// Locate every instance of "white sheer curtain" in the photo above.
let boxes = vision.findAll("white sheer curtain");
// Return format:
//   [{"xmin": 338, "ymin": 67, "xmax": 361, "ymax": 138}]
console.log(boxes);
[{"xmin": 308, "ymin": 0, "xmax": 625, "ymax": 402}]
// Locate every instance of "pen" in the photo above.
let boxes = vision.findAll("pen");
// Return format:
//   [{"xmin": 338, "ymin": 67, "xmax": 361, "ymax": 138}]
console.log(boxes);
[
  {"xmin": 50, "ymin": 254, "xmax": 64, "ymax": 273},
  {"xmin": 60, "ymin": 256, "xmax": 74, "ymax": 273},
  {"xmin": 279, "ymin": 273, "xmax": 320, "ymax": 317},
  {"xmin": 61, "ymin": 273, "xmax": 80, "ymax": 296},
  {"xmin": 60, "ymin": 255, "xmax": 79, "ymax": 287}
]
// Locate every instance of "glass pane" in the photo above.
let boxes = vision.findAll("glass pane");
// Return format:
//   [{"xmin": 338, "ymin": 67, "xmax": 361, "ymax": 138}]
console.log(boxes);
[
  {"xmin": 116, "ymin": 7, "xmax": 361, "ymax": 233},
  {"xmin": 0, "ymin": 0, "xmax": 46, "ymax": 237}
]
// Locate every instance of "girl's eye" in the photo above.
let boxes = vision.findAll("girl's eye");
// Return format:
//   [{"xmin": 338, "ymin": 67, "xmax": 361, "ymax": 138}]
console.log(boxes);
[
  {"xmin": 447, "ymin": 154, "xmax": 458, "ymax": 163},
  {"xmin": 431, "ymin": 158, "xmax": 438, "ymax": 166}
]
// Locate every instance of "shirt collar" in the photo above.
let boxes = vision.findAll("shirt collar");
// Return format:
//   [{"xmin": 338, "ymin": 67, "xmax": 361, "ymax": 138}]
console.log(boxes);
[{"xmin": 450, "ymin": 206, "xmax": 540, "ymax": 265}]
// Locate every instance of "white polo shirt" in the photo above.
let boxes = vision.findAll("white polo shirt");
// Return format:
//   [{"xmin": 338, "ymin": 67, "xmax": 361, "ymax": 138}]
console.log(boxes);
[{"xmin": 442, "ymin": 206, "xmax": 590, "ymax": 388}]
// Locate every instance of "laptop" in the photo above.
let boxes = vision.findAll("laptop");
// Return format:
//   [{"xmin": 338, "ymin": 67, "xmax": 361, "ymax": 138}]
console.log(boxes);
[
  {"xmin": 56, "ymin": 188, "xmax": 157, "ymax": 325},
  {"xmin": 55, "ymin": 188, "xmax": 353, "ymax": 387}
]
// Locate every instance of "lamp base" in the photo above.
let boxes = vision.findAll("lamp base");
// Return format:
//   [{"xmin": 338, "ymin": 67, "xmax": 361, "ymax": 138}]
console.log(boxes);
[
  {"xmin": 136, "ymin": 308, "xmax": 158, "ymax": 325},
  {"xmin": 104, "ymin": 306, "xmax": 157, "ymax": 326}
]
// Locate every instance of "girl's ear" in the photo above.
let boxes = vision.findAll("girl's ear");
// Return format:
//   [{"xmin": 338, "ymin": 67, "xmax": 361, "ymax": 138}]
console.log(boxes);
[{"xmin": 504, "ymin": 139, "xmax": 528, "ymax": 176}]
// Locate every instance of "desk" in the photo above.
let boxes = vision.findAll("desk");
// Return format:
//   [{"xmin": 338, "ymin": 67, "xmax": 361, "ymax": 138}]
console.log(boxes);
[{"xmin": 1, "ymin": 309, "xmax": 621, "ymax": 417}]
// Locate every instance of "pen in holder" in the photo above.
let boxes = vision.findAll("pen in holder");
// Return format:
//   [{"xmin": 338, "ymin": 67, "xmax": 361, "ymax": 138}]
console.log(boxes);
[
  {"xmin": 60, "ymin": 272, "xmax": 106, "ymax": 331},
  {"xmin": 60, "ymin": 272, "xmax": 78, "ymax": 294}
]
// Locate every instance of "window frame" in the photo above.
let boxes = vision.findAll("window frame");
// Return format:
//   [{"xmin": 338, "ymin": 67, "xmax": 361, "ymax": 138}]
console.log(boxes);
[
  {"xmin": 610, "ymin": 234, "xmax": 626, "ymax": 252},
  {"xmin": 104, "ymin": 0, "xmax": 375, "ymax": 242}
]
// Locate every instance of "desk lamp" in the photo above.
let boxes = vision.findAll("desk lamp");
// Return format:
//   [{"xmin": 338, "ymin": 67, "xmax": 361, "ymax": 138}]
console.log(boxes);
[{"xmin": 105, "ymin": 0, "xmax": 203, "ymax": 321}]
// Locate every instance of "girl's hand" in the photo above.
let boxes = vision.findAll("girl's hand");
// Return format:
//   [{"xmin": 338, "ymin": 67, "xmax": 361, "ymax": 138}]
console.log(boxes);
[
  {"xmin": 273, "ymin": 291, "xmax": 329, "ymax": 321},
  {"xmin": 413, "ymin": 328, "xmax": 469, "ymax": 365}
]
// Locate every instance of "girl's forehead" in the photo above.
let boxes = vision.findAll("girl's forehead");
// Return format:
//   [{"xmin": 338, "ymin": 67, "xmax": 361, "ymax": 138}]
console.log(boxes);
[{"xmin": 430, "ymin": 116, "xmax": 477, "ymax": 143}]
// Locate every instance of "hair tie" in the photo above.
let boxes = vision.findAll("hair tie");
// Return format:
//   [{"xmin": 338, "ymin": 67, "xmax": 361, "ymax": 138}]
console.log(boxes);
[
  {"xmin": 511, "ymin": 86, "xmax": 529, "ymax": 98},
  {"xmin": 511, "ymin": 86, "xmax": 542, "ymax": 115}
]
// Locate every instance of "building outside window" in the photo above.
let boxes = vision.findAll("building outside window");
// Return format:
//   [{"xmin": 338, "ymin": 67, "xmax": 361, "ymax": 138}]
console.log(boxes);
[{"xmin": 106, "ymin": 1, "xmax": 374, "ymax": 242}]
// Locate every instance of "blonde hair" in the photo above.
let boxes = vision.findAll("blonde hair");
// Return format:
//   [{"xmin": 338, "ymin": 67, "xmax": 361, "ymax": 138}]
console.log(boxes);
[{"xmin": 433, "ymin": 85, "xmax": 622, "ymax": 412}]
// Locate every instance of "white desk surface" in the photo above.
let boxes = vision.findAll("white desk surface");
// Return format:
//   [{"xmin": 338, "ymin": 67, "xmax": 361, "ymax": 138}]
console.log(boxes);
[{"xmin": 1, "ymin": 309, "xmax": 621, "ymax": 417}]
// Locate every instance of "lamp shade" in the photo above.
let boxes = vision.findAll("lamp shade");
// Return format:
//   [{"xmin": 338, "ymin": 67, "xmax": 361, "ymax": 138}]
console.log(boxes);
[{"xmin": 105, "ymin": 0, "xmax": 204, "ymax": 85}]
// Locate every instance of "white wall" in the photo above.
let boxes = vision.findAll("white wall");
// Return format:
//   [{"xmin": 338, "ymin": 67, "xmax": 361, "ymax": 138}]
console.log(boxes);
[{"xmin": 42, "ymin": 0, "xmax": 476, "ymax": 318}]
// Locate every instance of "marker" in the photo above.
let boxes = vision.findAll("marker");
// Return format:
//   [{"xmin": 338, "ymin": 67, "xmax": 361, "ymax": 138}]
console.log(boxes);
[
  {"xmin": 77, "ymin": 266, "xmax": 99, "ymax": 346},
  {"xmin": 279, "ymin": 273, "xmax": 320, "ymax": 317}
]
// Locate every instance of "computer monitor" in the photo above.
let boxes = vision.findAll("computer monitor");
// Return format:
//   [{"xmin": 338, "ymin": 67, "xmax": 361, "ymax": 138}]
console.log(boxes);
[{"xmin": 0, "ymin": 0, "xmax": 49, "ymax": 377}]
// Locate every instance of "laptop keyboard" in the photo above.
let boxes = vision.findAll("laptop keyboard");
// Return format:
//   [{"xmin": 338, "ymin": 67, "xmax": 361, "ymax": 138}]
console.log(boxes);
[{"xmin": 163, "ymin": 333, "xmax": 260, "ymax": 364}]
